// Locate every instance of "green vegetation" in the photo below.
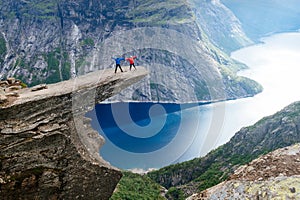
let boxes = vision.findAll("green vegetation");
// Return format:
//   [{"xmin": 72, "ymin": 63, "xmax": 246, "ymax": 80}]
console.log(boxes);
[
  {"xmin": 0, "ymin": 35, "xmax": 6, "ymax": 56},
  {"xmin": 14, "ymin": 58, "xmax": 26, "ymax": 68},
  {"xmin": 147, "ymin": 143, "xmax": 265, "ymax": 198},
  {"xmin": 25, "ymin": 1, "xmax": 57, "ymax": 19},
  {"xmin": 239, "ymin": 77, "xmax": 260, "ymax": 93},
  {"xmin": 220, "ymin": 62, "xmax": 263, "ymax": 96},
  {"xmin": 150, "ymin": 83, "xmax": 158, "ymax": 90},
  {"xmin": 0, "ymin": 0, "xmax": 57, "ymax": 20},
  {"xmin": 127, "ymin": 0, "xmax": 195, "ymax": 25},
  {"xmin": 43, "ymin": 49, "xmax": 61, "ymax": 84},
  {"xmin": 80, "ymin": 38, "xmax": 95, "ymax": 47},
  {"xmin": 61, "ymin": 52, "xmax": 71, "ymax": 80},
  {"xmin": 11, "ymin": 48, "xmax": 71, "ymax": 87},
  {"xmin": 147, "ymin": 102, "xmax": 300, "ymax": 198},
  {"xmin": 20, "ymin": 82, "xmax": 27, "ymax": 88},
  {"xmin": 31, "ymin": 1, "xmax": 56, "ymax": 13},
  {"xmin": 0, "ymin": 34, "xmax": 7, "ymax": 65},
  {"xmin": 193, "ymin": 78, "xmax": 210, "ymax": 100},
  {"xmin": 42, "ymin": 48, "xmax": 71, "ymax": 84},
  {"xmin": 165, "ymin": 187, "xmax": 184, "ymax": 200},
  {"xmin": 194, "ymin": 163, "xmax": 228, "ymax": 191},
  {"xmin": 75, "ymin": 57, "xmax": 92, "ymax": 75},
  {"xmin": 110, "ymin": 171, "xmax": 165, "ymax": 200}
]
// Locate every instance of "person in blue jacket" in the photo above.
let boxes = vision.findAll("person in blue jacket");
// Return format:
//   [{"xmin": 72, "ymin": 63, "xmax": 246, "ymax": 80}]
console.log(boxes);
[{"xmin": 112, "ymin": 57, "xmax": 125, "ymax": 73}]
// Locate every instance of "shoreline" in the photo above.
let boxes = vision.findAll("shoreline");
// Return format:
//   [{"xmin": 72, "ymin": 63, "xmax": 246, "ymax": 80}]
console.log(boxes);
[{"xmin": 99, "ymin": 93, "xmax": 257, "ymax": 107}]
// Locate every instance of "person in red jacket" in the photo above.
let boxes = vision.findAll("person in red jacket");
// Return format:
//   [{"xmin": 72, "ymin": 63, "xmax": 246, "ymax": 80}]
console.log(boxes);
[{"xmin": 126, "ymin": 56, "xmax": 137, "ymax": 71}]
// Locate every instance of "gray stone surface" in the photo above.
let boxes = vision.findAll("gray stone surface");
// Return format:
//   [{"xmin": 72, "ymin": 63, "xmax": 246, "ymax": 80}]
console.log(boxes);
[{"xmin": 0, "ymin": 67, "xmax": 148, "ymax": 199}]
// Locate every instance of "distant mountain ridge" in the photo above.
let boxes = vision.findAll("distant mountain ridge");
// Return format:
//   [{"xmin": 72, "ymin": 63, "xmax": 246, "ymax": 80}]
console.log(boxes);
[
  {"xmin": 0, "ymin": 0, "xmax": 261, "ymax": 103},
  {"xmin": 221, "ymin": 0, "xmax": 300, "ymax": 40}
]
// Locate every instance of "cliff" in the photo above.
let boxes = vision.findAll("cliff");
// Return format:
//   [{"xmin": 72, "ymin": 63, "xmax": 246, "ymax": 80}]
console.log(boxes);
[
  {"xmin": 188, "ymin": 143, "xmax": 300, "ymax": 199},
  {"xmin": 0, "ymin": 67, "xmax": 148, "ymax": 199},
  {"xmin": 0, "ymin": 0, "xmax": 261, "ymax": 103},
  {"xmin": 148, "ymin": 100, "xmax": 300, "ymax": 198},
  {"xmin": 192, "ymin": 0, "xmax": 252, "ymax": 53}
]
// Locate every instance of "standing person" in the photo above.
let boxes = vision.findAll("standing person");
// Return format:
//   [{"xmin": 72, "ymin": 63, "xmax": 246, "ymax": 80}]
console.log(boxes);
[
  {"xmin": 112, "ymin": 57, "xmax": 125, "ymax": 73},
  {"xmin": 126, "ymin": 56, "xmax": 137, "ymax": 71}
]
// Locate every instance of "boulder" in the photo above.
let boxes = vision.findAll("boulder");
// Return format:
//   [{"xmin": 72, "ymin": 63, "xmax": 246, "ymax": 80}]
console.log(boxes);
[
  {"xmin": 6, "ymin": 77, "xmax": 15, "ymax": 84},
  {"xmin": 0, "ymin": 81, "xmax": 9, "ymax": 87},
  {"xmin": 31, "ymin": 84, "xmax": 48, "ymax": 92},
  {"xmin": 8, "ymin": 85, "xmax": 22, "ymax": 91}
]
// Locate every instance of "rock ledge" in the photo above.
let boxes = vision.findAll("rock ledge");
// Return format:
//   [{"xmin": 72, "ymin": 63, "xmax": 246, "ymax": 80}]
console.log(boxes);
[{"xmin": 0, "ymin": 67, "xmax": 148, "ymax": 199}]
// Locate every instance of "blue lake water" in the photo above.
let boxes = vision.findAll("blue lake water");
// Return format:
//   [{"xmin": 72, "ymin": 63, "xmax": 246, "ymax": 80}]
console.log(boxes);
[{"xmin": 87, "ymin": 32, "xmax": 300, "ymax": 171}]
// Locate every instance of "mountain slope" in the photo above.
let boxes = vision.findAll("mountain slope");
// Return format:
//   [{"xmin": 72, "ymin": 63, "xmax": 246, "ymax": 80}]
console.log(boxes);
[
  {"xmin": 188, "ymin": 143, "xmax": 300, "ymax": 199},
  {"xmin": 110, "ymin": 171, "xmax": 166, "ymax": 200},
  {"xmin": 191, "ymin": 0, "xmax": 252, "ymax": 53},
  {"xmin": 0, "ymin": 0, "xmax": 261, "ymax": 103},
  {"xmin": 148, "ymin": 101, "xmax": 300, "ymax": 197},
  {"xmin": 221, "ymin": 0, "xmax": 300, "ymax": 40}
]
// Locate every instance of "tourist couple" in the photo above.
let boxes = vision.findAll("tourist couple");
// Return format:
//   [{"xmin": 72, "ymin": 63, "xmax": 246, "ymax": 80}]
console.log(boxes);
[{"xmin": 112, "ymin": 56, "xmax": 137, "ymax": 73}]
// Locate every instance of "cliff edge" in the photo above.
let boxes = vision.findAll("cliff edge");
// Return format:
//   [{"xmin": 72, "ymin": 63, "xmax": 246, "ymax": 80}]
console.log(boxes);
[{"xmin": 0, "ymin": 67, "xmax": 148, "ymax": 199}]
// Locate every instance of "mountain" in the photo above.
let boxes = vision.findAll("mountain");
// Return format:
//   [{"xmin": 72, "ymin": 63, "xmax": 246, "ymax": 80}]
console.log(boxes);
[
  {"xmin": 147, "ymin": 100, "xmax": 300, "ymax": 198},
  {"xmin": 0, "ymin": 0, "xmax": 261, "ymax": 103},
  {"xmin": 221, "ymin": 0, "xmax": 300, "ymax": 40},
  {"xmin": 187, "ymin": 143, "xmax": 300, "ymax": 199},
  {"xmin": 191, "ymin": 0, "xmax": 252, "ymax": 53},
  {"xmin": 112, "ymin": 143, "xmax": 300, "ymax": 200}
]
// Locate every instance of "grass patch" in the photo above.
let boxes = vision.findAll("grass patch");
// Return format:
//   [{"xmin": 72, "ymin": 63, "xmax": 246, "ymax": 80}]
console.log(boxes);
[
  {"xmin": 110, "ymin": 171, "xmax": 165, "ymax": 200},
  {"xmin": 127, "ymin": 0, "xmax": 194, "ymax": 25}
]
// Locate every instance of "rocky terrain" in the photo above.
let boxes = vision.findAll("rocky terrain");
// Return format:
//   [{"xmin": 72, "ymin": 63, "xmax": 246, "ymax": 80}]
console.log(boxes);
[
  {"xmin": 192, "ymin": 0, "xmax": 252, "ymax": 53},
  {"xmin": 0, "ymin": 0, "xmax": 262, "ymax": 102},
  {"xmin": 148, "ymin": 100, "xmax": 300, "ymax": 198},
  {"xmin": 188, "ymin": 143, "xmax": 300, "ymax": 199},
  {"xmin": 0, "ymin": 67, "xmax": 148, "ymax": 199},
  {"xmin": 0, "ymin": 77, "xmax": 27, "ymax": 105}
]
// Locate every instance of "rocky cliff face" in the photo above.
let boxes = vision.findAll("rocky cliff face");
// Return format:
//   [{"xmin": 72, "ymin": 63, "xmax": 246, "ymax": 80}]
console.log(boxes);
[
  {"xmin": 188, "ymin": 143, "xmax": 300, "ymax": 199},
  {"xmin": 0, "ymin": 67, "xmax": 148, "ymax": 199},
  {"xmin": 192, "ymin": 0, "xmax": 252, "ymax": 53},
  {"xmin": 0, "ymin": 0, "xmax": 261, "ymax": 103}
]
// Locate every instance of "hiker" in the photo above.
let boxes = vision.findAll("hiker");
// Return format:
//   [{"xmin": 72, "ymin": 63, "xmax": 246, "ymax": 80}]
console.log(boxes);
[
  {"xmin": 112, "ymin": 57, "xmax": 125, "ymax": 73},
  {"xmin": 126, "ymin": 56, "xmax": 137, "ymax": 71}
]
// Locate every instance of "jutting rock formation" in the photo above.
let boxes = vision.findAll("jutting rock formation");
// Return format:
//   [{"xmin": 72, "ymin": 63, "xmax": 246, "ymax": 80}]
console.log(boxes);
[{"xmin": 0, "ymin": 67, "xmax": 148, "ymax": 199}]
